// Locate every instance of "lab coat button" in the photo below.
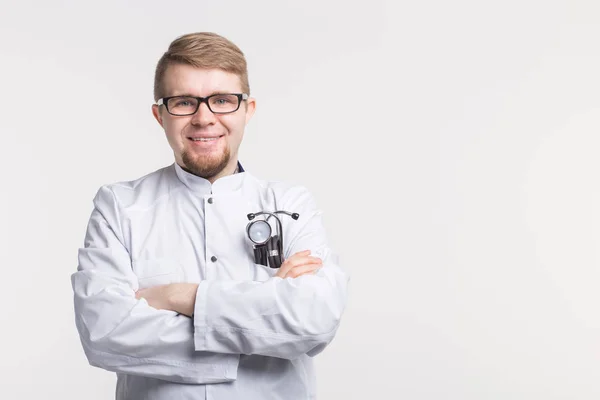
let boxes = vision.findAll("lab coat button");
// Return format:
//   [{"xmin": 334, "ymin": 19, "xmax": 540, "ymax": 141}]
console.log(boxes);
[
  {"xmin": 211, "ymin": 256, "xmax": 217, "ymax": 262},
  {"xmin": 207, "ymin": 197, "xmax": 213, "ymax": 204}
]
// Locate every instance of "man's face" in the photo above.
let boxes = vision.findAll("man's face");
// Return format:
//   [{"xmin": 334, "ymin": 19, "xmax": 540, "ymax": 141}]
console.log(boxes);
[{"xmin": 152, "ymin": 64, "xmax": 255, "ymax": 181}]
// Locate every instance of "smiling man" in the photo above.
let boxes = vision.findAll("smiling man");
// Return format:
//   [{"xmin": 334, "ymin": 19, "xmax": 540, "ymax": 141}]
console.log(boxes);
[
  {"xmin": 154, "ymin": 65, "xmax": 250, "ymax": 181},
  {"xmin": 71, "ymin": 32, "xmax": 349, "ymax": 400}
]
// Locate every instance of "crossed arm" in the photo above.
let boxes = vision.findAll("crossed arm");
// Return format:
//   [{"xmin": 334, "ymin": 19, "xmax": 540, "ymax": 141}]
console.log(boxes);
[
  {"xmin": 71, "ymin": 186, "xmax": 348, "ymax": 384},
  {"xmin": 136, "ymin": 250, "xmax": 323, "ymax": 317}
]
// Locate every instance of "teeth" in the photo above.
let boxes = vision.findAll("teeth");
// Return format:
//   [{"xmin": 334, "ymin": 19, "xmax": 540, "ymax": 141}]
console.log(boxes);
[{"xmin": 192, "ymin": 137, "xmax": 218, "ymax": 142}]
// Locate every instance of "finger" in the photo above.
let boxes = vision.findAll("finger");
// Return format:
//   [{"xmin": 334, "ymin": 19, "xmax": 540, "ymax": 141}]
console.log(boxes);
[
  {"xmin": 293, "ymin": 250, "xmax": 312, "ymax": 256},
  {"xmin": 135, "ymin": 288, "xmax": 153, "ymax": 299},
  {"xmin": 277, "ymin": 258, "xmax": 314, "ymax": 278},
  {"xmin": 282, "ymin": 261, "xmax": 322, "ymax": 280},
  {"xmin": 276, "ymin": 261, "xmax": 295, "ymax": 278},
  {"xmin": 289, "ymin": 256, "xmax": 322, "ymax": 268},
  {"xmin": 286, "ymin": 265, "xmax": 321, "ymax": 279},
  {"xmin": 286, "ymin": 254, "xmax": 322, "ymax": 265},
  {"xmin": 277, "ymin": 253, "xmax": 309, "ymax": 276},
  {"xmin": 285, "ymin": 264, "xmax": 322, "ymax": 279},
  {"xmin": 278, "ymin": 256, "xmax": 322, "ymax": 277}
]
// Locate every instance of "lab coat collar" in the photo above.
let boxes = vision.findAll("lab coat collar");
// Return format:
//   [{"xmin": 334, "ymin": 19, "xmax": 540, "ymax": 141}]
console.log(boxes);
[{"xmin": 173, "ymin": 161, "xmax": 246, "ymax": 195}]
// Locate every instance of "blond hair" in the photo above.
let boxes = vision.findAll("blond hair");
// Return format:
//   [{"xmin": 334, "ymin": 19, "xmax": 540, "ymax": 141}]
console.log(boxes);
[{"xmin": 154, "ymin": 32, "xmax": 249, "ymax": 101}]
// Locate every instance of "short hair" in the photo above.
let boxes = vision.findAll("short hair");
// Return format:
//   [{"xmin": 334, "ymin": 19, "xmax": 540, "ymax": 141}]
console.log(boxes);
[{"xmin": 153, "ymin": 32, "xmax": 250, "ymax": 101}]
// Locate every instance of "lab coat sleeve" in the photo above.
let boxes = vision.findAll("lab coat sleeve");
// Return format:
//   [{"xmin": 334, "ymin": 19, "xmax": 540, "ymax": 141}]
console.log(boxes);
[
  {"xmin": 193, "ymin": 186, "xmax": 349, "ymax": 360},
  {"xmin": 71, "ymin": 186, "xmax": 239, "ymax": 384}
]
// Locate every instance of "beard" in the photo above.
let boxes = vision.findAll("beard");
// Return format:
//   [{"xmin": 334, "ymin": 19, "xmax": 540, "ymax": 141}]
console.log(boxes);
[{"xmin": 181, "ymin": 145, "xmax": 231, "ymax": 180}]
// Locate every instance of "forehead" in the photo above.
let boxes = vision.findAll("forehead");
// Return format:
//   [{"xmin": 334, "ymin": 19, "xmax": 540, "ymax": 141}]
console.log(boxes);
[{"xmin": 162, "ymin": 64, "xmax": 243, "ymax": 96}]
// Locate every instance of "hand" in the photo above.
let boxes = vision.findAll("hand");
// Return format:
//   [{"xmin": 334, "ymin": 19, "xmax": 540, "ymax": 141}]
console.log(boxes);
[
  {"xmin": 276, "ymin": 250, "xmax": 322, "ymax": 279},
  {"xmin": 135, "ymin": 283, "xmax": 199, "ymax": 317}
]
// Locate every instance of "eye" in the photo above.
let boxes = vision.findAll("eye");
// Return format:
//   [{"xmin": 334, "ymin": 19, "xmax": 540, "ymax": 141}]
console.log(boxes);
[
  {"xmin": 174, "ymin": 99, "xmax": 193, "ymax": 107},
  {"xmin": 213, "ymin": 96, "xmax": 233, "ymax": 105},
  {"xmin": 208, "ymin": 94, "xmax": 239, "ymax": 112},
  {"xmin": 167, "ymin": 97, "xmax": 197, "ymax": 109}
]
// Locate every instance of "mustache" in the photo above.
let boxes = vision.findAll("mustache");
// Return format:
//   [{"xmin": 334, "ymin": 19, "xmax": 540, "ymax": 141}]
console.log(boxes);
[{"xmin": 183, "ymin": 126, "xmax": 225, "ymax": 135}]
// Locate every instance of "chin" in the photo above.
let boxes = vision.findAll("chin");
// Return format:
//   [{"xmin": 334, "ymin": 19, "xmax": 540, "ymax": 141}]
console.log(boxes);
[{"xmin": 181, "ymin": 150, "xmax": 230, "ymax": 179}]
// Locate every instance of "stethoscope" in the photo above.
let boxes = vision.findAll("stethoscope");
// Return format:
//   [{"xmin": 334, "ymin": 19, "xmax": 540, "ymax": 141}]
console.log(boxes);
[{"xmin": 246, "ymin": 210, "xmax": 299, "ymax": 268}]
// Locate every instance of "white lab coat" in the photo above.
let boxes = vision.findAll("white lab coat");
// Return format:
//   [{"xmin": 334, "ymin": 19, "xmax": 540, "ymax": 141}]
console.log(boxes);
[{"xmin": 71, "ymin": 162, "xmax": 349, "ymax": 400}]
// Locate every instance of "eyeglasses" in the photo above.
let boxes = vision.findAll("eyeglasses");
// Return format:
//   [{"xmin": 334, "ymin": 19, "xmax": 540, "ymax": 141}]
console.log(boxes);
[{"xmin": 156, "ymin": 93, "xmax": 249, "ymax": 116}]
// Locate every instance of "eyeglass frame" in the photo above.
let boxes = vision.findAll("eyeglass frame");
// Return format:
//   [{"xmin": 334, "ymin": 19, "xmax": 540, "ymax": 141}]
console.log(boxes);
[{"xmin": 156, "ymin": 93, "xmax": 249, "ymax": 116}]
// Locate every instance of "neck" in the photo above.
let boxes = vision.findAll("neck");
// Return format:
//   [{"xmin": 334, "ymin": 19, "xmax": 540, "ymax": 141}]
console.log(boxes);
[{"xmin": 206, "ymin": 160, "xmax": 239, "ymax": 184}]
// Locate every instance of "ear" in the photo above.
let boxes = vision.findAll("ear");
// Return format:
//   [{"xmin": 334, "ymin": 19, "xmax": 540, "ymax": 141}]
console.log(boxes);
[
  {"xmin": 152, "ymin": 104, "xmax": 164, "ymax": 127},
  {"xmin": 244, "ymin": 97, "xmax": 256, "ymax": 125}
]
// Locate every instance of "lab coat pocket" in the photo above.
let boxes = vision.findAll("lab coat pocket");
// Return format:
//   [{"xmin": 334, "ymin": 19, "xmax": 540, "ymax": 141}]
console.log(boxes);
[
  {"xmin": 133, "ymin": 258, "xmax": 184, "ymax": 289},
  {"xmin": 250, "ymin": 262, "xmax": 278, "ymax": 282}
]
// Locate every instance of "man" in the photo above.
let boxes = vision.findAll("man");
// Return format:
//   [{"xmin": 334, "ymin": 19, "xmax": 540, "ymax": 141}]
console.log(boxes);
[{"xmin": 71, "ymin": 32, "xmax": 349, "ymax": 400}]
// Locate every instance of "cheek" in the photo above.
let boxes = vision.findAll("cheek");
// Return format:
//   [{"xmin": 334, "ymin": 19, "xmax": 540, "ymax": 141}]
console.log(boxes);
[
  {"xmin": 164, "ymin": 120, "xmax": 186, "ymax": 141},
  {"xmin": 222, "ymin": 116, "xmax": 246, "ymax": 138}
]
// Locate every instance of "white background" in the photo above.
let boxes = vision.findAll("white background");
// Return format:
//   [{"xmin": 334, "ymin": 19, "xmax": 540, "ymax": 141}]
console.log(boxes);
[{"xmin": 0, "ymin": 0, "xmax": 599, "ymax": 399}]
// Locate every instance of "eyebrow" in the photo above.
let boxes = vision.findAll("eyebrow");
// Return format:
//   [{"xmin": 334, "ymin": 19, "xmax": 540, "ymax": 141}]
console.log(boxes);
[{"xmin": 167, "ymin": 92, "xmax": 237, "ymax": 98}]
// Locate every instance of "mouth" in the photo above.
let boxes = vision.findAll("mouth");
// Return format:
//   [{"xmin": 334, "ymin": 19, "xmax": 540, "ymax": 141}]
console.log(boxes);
[
  {"xmin": 188, "ymin": 134, "xmax": 225, "ymax": 142},
  {"xmin": 187, "ymin": 134, "xmax": 225, "ymax": 148}
]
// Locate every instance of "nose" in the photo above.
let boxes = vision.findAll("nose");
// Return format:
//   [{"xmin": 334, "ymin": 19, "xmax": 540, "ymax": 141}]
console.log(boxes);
[{"xmin": 190, "ymin": 101, "xmax": 217, "ymax": 126}]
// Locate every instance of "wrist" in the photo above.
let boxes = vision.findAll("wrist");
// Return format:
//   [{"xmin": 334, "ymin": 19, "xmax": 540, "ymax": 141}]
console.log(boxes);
[{"xmin": 169, "ymin": 283, "xmax": 199, "ymax": 317}]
